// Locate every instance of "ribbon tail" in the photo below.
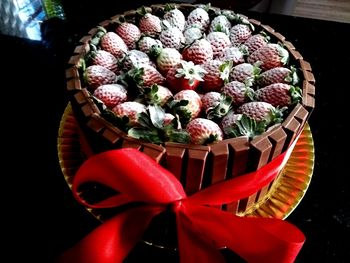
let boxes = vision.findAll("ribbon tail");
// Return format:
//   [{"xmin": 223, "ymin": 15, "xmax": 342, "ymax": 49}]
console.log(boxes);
[
  {"xmin": 184, "ymin": 205, "xmax": 305, "ymax": 263},
  {"xmin": 58, "ymin": 206, "xmax": 163, "ymax": 263},
  {"xmin": 176, "ymin": 205, "xmax": 226, "ymax": 263}
]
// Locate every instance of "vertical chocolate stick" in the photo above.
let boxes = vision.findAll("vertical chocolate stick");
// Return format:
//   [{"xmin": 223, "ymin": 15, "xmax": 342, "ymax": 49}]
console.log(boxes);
[
  {"xmin": 238, "ymin": 135, "xmax": 272, "ymax": 213},
  {"xmin": 255, "ymin": 126, "xmax": 287, "ymax": 204},
  {"xmin": 165, "ymin": 143, "xmax": 187, "ymax": 182},
  {"xmin": 185, "ymin": 145, "xmax": 210, "ymax": 195},
  {"xmin": 226, "ymin": 137, "xmax": 250, "ymax": 214}
]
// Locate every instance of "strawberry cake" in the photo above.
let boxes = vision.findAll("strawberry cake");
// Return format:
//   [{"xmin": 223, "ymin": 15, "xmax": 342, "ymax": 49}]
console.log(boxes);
[{"xmin": 65, "ymin": 3, "xmax": 315, "ymax": 215}]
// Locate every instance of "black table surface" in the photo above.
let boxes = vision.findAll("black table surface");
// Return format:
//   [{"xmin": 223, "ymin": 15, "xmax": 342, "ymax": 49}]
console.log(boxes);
[{"xmin": 3, "ymin": 2, "xmax": 350, "ymax": 262}]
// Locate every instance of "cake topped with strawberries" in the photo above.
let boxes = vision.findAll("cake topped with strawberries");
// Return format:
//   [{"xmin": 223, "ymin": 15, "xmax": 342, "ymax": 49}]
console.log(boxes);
[{"xmin": 66, "ymin": 3, "xmax": 315, "ymax": 214}]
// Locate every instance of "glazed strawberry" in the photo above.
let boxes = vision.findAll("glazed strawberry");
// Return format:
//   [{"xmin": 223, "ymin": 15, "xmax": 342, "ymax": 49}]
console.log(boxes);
[
  {"xmin": 182, "ymin": 38, "xmax": 213, "ymax": 65},
  {"xmin": 209, "ymin": 15, "xmax": 231, "ymax": 35},
  {"xmin": 100, "ymin": 32, "xmax": 128, "ymax": 59},
  {"xmin": 84, "ymin": 65, "xmax": 116, "ymax": 89},
  {"xmin": 255, "ymin": 83, "xmax": 301, "ymax": 107},
  {"xmin": 243, "ymin": 32, "xmax": 269, "ymax": 54},
  {"xmin": 163, "ymin": 7, "xmax": 186, "ymax": 32},
  {"xmin": 137, "ymin": 36, "xmax": 162, "ymax": 55},
  {"xmin": 206, "ymin": 31, "xmax": 232, "ymax": 58},
  {"xmin": 93, "ymin": 84, "xmax": 127, "ymax": 108},
  {"xmin": 201, "ymin": 92, "xmax": 232, "ymax": 120},
  {"xmin": 202, "ymin": 60, "xmax": 231, "ymax": 92},
  {"xmin": 171, "ymin": 90, "xmax": 202, "ymax": 123},
  {"xmin": 229, "ymin": 63, "xmax": 261, "ymax": 84},
  {"xmin": 220, "ymin": 111, "xmax": 242, "ymax": 134},
  {"xmin": 237, "ymin": 101, "xmax": 283, "ymax": 125},
  {"xmin": 115, "ymin": 22, "xmax": 141, "ymax": 49},
  {"xmin": 183, "ymin": 25, "xmax": 202, "ymax": 45},
  {"xmin": 142, "ymin": 84, "xmax": 173, "ymax": 107},
  {"xmin": 216, "ymin": 46, "xmax": 245, "ymax": 65},
  {"xmin": 159, "ymin": 22, "xmax": 185, "ymax": 50},
  {"xmin": 139, "ymin": 12, "xmax": 161, "ymax": 37},
  {"xmin": 230, "ymin": 24, "xmax": 252, "ymax": 46},
  {"xmin": 127, "ymin": 64, "xmax": 165, "ymax": 88},
  {"xmin": 201, "ymin": 91, "xmax": 221, "ymax": 112},
  {"xmin": 248, "ymin": 43, "xmax": 289, "ymax": 71},
  {"xmin": 122, "ymin": 50, "xmax": 152, "ymax": 70},
  {"xmin": 222, "ymin": 113, "xmax": 266, "ymax": 139},
  {"xmin": 186, "ymin": 118, "xmax": 223, "ymax": 145},
  {"xmin": 112, "ymin": 101, "xmax": 146, "ymax": 126},
  {"xmin": 166, "ymin": 60, "xmax": 207, "ymax": 93},
  {"xmin": 186, "ymin": 7, "xmax": 210, "ymax": 33},
  {"xmin": 221, "ymin": 80, "xmax": 254, "ymax": 107},
  {"xmin": 152, "ymin": 46, "xmax": 182, "ymax": 74},
  {"xmin": 257, "ymin": 66, "xmax": 299, "ymax": 87},
  {"xmin": 89, "ymin": 49, "xmax": 119, "ymax": 73},
  {"xmin": 163, "ymin": 113, "xmax": 176, "ymax": 126},
  {"xmin": 127, "ymin": 105, "xmax": 190, "ymax": 144}
]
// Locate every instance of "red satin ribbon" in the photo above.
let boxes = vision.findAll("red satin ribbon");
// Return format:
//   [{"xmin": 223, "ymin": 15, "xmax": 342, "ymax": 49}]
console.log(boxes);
[{"xmin": 60, "ymin": 139, "xmax": 305, "ymax": 263}]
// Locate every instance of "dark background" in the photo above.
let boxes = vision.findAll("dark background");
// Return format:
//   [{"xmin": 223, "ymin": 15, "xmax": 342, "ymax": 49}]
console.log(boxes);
[{"xmin": 3, "ymin": 1, "xmax": 349, "ymax": 262}]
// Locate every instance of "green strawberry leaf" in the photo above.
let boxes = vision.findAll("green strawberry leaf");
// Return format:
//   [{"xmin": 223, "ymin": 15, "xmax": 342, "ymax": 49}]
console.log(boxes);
[
  {"xmin": 225, "ymin": 114, "xmax": 266, "ymax": 140},
  {"xmin": 168, "ymin": 130, "xmax": 191, "ymax": 144},
  {"xmin": 289, "ymin": 86, "xmax": 302, "ymax": 104},
  {"xmin": 128, "ymin": 128, "xmax": 163, "ymax": 144},
  {"xmin": 204, "ymin": 134, "xmax": 218, "ymax": 145},
  {"xmin": 137, "ymin": 112, "xmax": 153, "ymax": 129},
  {"xmin": 149, "ymin": 104, "xmax": 166, "ymax": 129}
]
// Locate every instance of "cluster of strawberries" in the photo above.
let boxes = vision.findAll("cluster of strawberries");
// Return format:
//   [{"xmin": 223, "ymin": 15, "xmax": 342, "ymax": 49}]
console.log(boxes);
[{"xmin": 82, "ymin": 4, "xmax": 301, "ymax": 145}]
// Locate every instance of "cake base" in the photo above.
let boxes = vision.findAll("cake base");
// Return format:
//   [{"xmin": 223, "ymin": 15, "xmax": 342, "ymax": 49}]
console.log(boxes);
[{"xmin": 57, "ymin": 103, "xmax": 314, "ymax": 220}]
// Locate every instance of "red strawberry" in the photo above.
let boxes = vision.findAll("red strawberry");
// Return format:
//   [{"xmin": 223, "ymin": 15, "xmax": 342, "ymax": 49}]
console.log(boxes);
[
  {"xmin": 255, "ymin": 83, "xmax": 301, "ymax": 107},
  {"xmin": 202, "ymin": 60, "xmax": 231, "ymax": 92},
  {"xmin": 100, "ymin": 32, "xmax": 128, "ymax": 59},
  {"xmin": 257, "ymin": 66, "xmax": 299, "ymax": 87},
  {"xmin": 221, "ymin": 80, "xmax": 254, "ymax": 107},
  {"xmin": 166, "ymin": 60, "xmax": 207, "ymax": 93},
  {"xmin": 139, "ymin": 13, "xmax": 161, "ymax": 37},
  {"xmin": 112, "ymin": 101, "xmax": 146, "ymax": 126},
  {"xmin": 84, "ymin": 65, "xmax": 116, "ymax": 89},
  {"xmin": 93, "ymin": 84, "xmax": 128, "ymax": 108},
  {"xmin": 186, "ymin": 118, "xmax": 223, "ymax": 145},
  {"xmin": 248, "ymin": 43, "xmax": 289, "ymax": 71},
  {"xmin": 237, "ymin": 101, "xmax": 283, "ymax": 125},
  {"xmin": 172, "ymin": 90, "xmax": 202, "ymax": 123},
  {"xmin": 90, "ymin": 50, "xmax": 119, "ymax": 73},
  {"xmin": 182, "ymin": 38, "xmax": 213, "ymax": 65},
  {"xmin": 216, "ymin": 46, "xmax": 245, "ymax": 65},
  {"xmin": 186, "ymin": 7, "xmax": 210, "ymax": 33},
  {"xmin": 115, "ymin": 22, "xmax": 141, "ymax": 49},
  {"xmin": 243, "ymin": 33, "xmax": 269, "ymax": 54},
  {"xmin": 206, "ymin": 31, "xmax": 232, "ymax": 58},
  {"xmin": 229, "ymin": 63, "xmax": 261, "ymax": 84},
  {"xmin": 230, "ymin": 24, "xmax": 252, "ymax": 46},
  {"xmin": 163, "ymin": 8, "xmax": 186, "ymax": 32}
]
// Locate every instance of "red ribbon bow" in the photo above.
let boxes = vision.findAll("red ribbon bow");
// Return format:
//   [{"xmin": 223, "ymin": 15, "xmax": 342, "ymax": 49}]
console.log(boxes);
[{"xmin": 60, "ymin": 144, "xmax": 305, "ymax": 263}]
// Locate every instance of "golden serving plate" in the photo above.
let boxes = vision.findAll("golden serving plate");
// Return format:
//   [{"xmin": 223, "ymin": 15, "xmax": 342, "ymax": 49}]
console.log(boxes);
[{"xmin": 57, "ymin": 103, "xmax": 314, "ymax": 220}]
